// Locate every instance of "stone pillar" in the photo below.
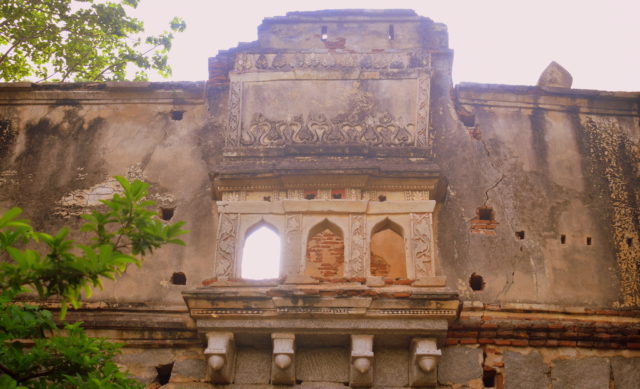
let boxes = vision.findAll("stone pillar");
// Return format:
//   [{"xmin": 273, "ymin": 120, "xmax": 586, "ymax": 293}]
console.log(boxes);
[
  {"xmin": 409, "ymin": 338, "xmax": 441, "ymax": 387},
  {"xmin": 271, "ymin": 333, "xmax": 296, "ymax": 385},
  {"xmin": 204, "ymin": 332, "xmax": 236, "ymax": 384},
  {"xmin": 350, "ymin": 334, "xmax": 374, "ymax": 387}
]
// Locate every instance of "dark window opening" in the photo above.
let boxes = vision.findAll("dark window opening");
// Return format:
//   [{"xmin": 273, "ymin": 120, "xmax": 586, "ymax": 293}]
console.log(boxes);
[
  {"xmin": 469, "ymin": 273, "xmax": 485, "ymax": 291},
  {"xmin": 378, "ymin": 195, "xmax": 387, "ymax": 202},
  {"xmin": 155, "ymin": 362, "xmax": 174, "ymax": 385},
  {"xmin": 482, "ymin": 369, "xmax": 496, "ymax": 388},
  {"xmin": 305, "ymin": 193, "xmax": 316, "ymax": 200},
  {"xmin": 478, "ymin": 207, "xmax": 493, "ymax": 221},
  {"xmin": 627, "ymin": 237, "xmax": 633, "ymax": 247},
  {"xmin": 515, "ymin": 231, "xmax": 525, "ymax": 240},
  {"xmin": 170, "ymin": 110, "xmax": 184, "ymax": 120},
  {"xmin": 587, "ymin": 237, "xmax": 592, "ymax": 245},
  {"xmin": 388, "ymin": 24, "xmax": 395, "ymax": 40},
  {"xmin": 331, "ymin": 188, "xmax": 345, "ymax": 199},
  {"xmin": 321, "ymin": 26, "xmax": 328, "ymax": 41},
  {"xmin": 263, "ymin": 196, "xmax": 271, "ymax": 202},
  {"xmin": 160, "ymin": 207, "xmax": 175, "ymax": 221},
  {"xmin": 170, "ymin": 272, "xmax": 186, "ymax": 285},
  {"xmin": 561, "ymin": 234, "xmax": 566, "ymax": 244}
]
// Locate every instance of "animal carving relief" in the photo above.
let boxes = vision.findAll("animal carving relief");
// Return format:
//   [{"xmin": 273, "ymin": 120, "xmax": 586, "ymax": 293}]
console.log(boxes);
[
  {"xmin": 411, "ymin": 213, "xmax": 434, "ymax": 277},
  {"xmin": 215, "ymin": 213, "xmax": 239, "ymax": 279}
]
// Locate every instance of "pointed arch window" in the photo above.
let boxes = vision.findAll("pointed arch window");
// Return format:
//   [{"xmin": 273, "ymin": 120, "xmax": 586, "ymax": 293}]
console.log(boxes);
[
  {"xmin": 241, "ymin": 224, "xmax": 281, "ymax": 280},
  {"xmin": 370, "ymin": 218, "xmax": 406, "ymax": 278},
  {"xmin": 304, "ymin": 219, "xmax": 344, "ymax": 279}
]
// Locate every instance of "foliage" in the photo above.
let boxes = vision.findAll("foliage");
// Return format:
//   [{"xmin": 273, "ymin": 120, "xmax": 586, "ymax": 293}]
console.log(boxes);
[
  {"xmin": 0, "ymin": 177, "xmax": 188, "ymax": 388},
  {"xmin": 0, "ymin": 0, "xmax": 186, "ymax": 82}
]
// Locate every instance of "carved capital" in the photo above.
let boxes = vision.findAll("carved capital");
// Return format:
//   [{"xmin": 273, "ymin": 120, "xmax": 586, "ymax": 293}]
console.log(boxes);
[
  {"xmin": 409, "ymin": 338, "xmax": 441, "ymax": 387},
  {"xmin": 204, "ymin": 332, "xmax": 236, "ymax": 384},
  {"xmin": 271, "ymin": 333, "xmax": 296, "ymax": 385},
  {"xmin": 350, "ymin": 334, "xmax": 374, "ymax": 387}
]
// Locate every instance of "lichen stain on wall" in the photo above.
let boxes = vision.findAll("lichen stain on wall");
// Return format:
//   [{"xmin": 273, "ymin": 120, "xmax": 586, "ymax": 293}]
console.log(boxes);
[{"xmin": 580, "ymin": 115, "xmax": 640, "ymax": 307}]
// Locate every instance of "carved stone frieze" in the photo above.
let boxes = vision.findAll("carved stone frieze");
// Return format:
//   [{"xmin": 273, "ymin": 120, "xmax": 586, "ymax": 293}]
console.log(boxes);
[
  {"xmin": 238, "ymin": 112, "xmax": 415, "ymax": 148},
  {"xmin": 233, "ymin": 52, "xmax": 430, "ymax": 72},
  {"xmin": 226, "ymin": 82, "xmax": 242, "ymax": 147},
  {"xmin": 349, "ymin": 214, "xmax": 367, "ymax": 277},
  {"xmin": 215, "ymin": 213, "xmax": 239, "ymax": 279},
  {"xmin": 410, "ymin": 213, "xmax": 434, "ymax": 278},
  {"xmin": 416, "ymin": 74, "xmax": 430, "ymax": 148}
]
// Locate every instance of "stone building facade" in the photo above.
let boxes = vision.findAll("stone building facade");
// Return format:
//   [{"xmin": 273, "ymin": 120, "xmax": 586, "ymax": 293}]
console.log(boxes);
[{"xmin": 0, "ymin": 9, "xmax": 639, "ymax": 389}]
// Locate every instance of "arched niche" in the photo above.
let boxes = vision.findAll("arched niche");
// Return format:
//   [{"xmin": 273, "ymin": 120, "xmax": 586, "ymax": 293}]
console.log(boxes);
[
  {"xmin": 241, "ymin": 222, "xmax": 281, "ymax": 280},
  {"xmin": 304, "ymin": 219, "xmax": 345, "ymax": 279},
  {"xmin": 370, "ymin": 218, "xmax": 406, "ymax": 278}
]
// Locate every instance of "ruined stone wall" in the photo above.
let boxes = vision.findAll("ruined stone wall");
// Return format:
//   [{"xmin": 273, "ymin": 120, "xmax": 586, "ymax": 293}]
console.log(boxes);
[{"xmin": 0, "ymin": 9, "xmax": 639, "ymax": 389}]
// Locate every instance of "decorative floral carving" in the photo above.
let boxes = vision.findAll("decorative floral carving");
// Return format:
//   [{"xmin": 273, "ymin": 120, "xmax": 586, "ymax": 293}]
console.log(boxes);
[
  {"xmin": 238, "ymin": 112, "xmax": 415, "ymax": 148},
  {"xmin": 411, "ymin": 213, "xmax": 433, "ymax": 277},
  {"xmin": 215, "ymin": 213, "xmax": 239, "ymax": 279},
  {"xmin": 233, "ymin": 52, "xmax": 432, "ymax": 72},
  {"xmin": 226, "ymin": 82, "xmax": 242, "ymax": 146},
  {"xmin": 416, "ymin": 74, "xmax": 430, "ymax": 148},
  {"xmin": 349, "ymin": 215, "xmax": 366, "ymax": 277}
]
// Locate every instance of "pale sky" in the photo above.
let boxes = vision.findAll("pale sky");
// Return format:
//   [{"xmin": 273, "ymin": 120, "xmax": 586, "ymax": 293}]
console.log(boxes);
[{"xmin": 131, "ymin": 0, "xmax": 639, "ymax": 91}]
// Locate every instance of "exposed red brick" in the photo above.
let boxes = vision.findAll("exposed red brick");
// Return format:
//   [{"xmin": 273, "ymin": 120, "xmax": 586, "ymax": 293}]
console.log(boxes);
[
  {"xmin": 445, "ymin": 338, "xmax": 459, "ymax": 345},
  {"xmin": 495, "ymin": 339, "xmax": 511, "ymax": 346},
  {"xmin": 558, "ymin": 340, "xmax": 577, "ymax": 347},
  {"xmin": 479, "ymin": 338, "xmax": 495, "ymax": 344},
  {"xmin": 460, "ymin": 338, "xmax": 477, "ymax": 344},
  {"xmin": 510, "ymin": 339, "xmax": 529, "ymax": 347},
  {"xmin": 392, "ymin": 292, "xmax": 411, "ymax": 298}
]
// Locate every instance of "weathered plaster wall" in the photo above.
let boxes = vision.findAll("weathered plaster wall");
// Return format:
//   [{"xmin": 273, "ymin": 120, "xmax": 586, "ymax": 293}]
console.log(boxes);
[
  {"xmin": 0, "ymin": 82, "xmax": 220, "ymax": 307},
  {"xmin": 432, "ymin": 84, "xmax": 639, "ymax": 308}
]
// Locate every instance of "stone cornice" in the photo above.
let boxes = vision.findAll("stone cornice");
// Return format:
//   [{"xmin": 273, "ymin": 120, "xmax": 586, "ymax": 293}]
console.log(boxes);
[{"xmin": 0, "ymin": 81, "xmax": 206, "ymax": 105}]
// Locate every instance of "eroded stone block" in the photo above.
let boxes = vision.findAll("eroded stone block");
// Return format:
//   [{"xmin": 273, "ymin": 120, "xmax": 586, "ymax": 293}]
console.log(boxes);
[
  {"xmin": 437, "ymin": 345, "xmax": 482, "ymax": 385},
  {"xmin": 297, "ymin": 347, "xmax": 349, "ymax": 383},
  {"xmin": 611, "ymin": 357, "xmax": 640, "ymax": 389},
  {"xmin": 550, "ymin": 357, "xmax": 610, "ymax": 389},
  {"xmin": 234, "ymin": 348, "xmax": 271, "ymax": 384},
  {"xmin": 503, "ymin": 350, "xmax": 549, "ymax": 389}
]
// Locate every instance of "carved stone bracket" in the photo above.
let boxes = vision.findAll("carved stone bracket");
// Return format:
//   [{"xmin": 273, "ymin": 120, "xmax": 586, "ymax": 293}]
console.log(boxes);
[
  {"xmin": 204, "ymin": 332, "xmax": 236, "ymax": 384},
  {"xmin": 409, "ymin": 338, "xmax": 441, "ymax": 387},
  {"xmin": 271, "ymin": 333, "xmax": 296, "ymax": 385},
  {"xmin": 350, "ymin": 334, "xmax": 374, "ymax": 387}
]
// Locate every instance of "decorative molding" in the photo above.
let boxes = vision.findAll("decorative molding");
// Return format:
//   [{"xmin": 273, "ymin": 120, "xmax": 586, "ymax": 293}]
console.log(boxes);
[
  {"xmin": 204, "ymin": 332, "xmax": 236, "ymax": 384},
  {"xmin": 215, "ymin": 213, "xmax": 239, "ymax": 279},
  {"xmin": 411, "ymin": 213, "xmax": 434, "ymax": 278},
  {"xmin": 238, "ymin": 112, "xmax": 415, "ymax": 148},
  {"xmin": 233, "ymin": 52, "xmax": 430, "ymax": 72},
  {"xmin": 346, "ymin": 188, "xmax": 361, "ymax": 200},
  {"xmin": 226, "ymin": 82, "xmax": 242, "ymax": 147},
  {"xmin": 349, "ymin": 214, "xmax": 366, "ymax": 277},
  {"xmin": 350, "ymin": 335, "xmax": 374, "ymax": 387},
  {"xmin": 404, "ymin": 190, "xmax": 429, "ymax": 201}
]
